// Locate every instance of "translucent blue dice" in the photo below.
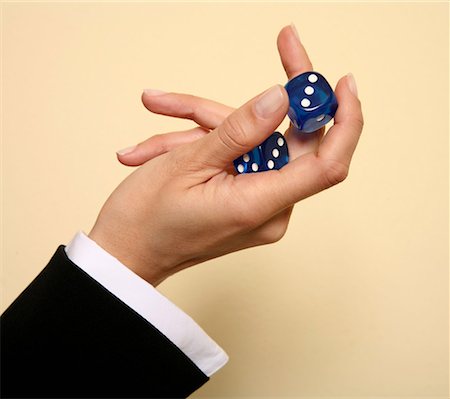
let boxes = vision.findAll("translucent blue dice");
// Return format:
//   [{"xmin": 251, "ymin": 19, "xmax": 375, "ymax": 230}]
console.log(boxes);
[
  {"xmin": 234, "ymin": 132, "xmax": 289, "ymax": 174},
  {"xmin": 234, "ymin": 147, "xmax": 263, "ymax": 174},
  {"xmin": 259, "ymin": 133, "xmax": 289, "ymax": 171},
  {"xmin": 285, "ymin": 71, "xmax": 338, "ymax": 133}
]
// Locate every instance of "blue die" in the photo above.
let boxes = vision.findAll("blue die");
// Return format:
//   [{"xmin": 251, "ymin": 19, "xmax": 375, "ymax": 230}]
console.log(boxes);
[
  {"xmin": 234, "ymin": 132, "xmax": 289, "ymax": 174},
  {"xmin": 285, "ymin": 72, "xmax": 338, "ymax": 133},
  {"xmin": 233, "ymin": 147, "xmax": 263, "ymax": 174}
]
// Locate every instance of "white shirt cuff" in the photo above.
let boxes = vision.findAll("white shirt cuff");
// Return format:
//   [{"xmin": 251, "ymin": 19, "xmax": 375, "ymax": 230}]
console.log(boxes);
[{"xmin": 64, "ymin": 231, "xmax": 228, "ymax": 377}]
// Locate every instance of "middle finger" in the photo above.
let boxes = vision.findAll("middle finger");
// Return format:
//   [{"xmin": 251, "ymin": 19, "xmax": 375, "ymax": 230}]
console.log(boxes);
[{"xmin": 277, "ymin": 24, "xmax": 324, "ymax": 159}]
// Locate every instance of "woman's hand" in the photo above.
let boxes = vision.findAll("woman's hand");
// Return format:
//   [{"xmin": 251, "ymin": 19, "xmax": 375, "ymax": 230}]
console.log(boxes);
[
  {"xmin": 89, "ymin": 25, "xmax": 363, "ymax": 286},
  {"xmin": 117, "ymin": 25, "xmax": 326, "ymax": 167}
]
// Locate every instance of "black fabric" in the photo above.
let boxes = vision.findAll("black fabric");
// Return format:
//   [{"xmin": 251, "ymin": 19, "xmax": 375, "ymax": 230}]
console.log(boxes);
[{"xmin": 1, "ymin": 246, "xmax": 209, "ymax": 398}]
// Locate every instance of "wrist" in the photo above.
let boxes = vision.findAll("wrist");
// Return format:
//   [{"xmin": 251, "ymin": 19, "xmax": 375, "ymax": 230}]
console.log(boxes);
[{"xmin": 88, "ymin": 225, "xmax": 169, "ymax": 286}]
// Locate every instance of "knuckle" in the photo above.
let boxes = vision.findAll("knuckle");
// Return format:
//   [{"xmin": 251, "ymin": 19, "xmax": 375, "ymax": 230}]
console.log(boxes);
[
  {"xmin": 354, "ymin": 112, "xmax": 364, "ymax": 130},
  {"xmin": 322, "ymin": 158, "xmax": 349, "ymax": 187},
  {"xmin": 218, "ymin": 111, "xmax": 249, "ymax": 152},
  {"xmin": 150, "ymin": 134, "xmax": 167, "ymax": 153},
  {"xmin": 352, "ymin": 98, "xmax": 364, "ymax": 127},
  {"xmin": 257, "ymin": 223, "xmax": 288, "ymax": 244},
  {"xmin": 184, "ymin": 101, "xmax": 197, "ymax": 120}
]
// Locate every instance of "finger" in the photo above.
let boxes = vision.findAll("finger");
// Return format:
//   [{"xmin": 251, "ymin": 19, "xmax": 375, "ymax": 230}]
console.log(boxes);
[
  {"xmin": 284, "ymin": 125, "xmax": 325, "ymax": 160},
  {"xmin": 181, "ymin": 85, "xmax": 289, "ymax": 173},
  {"xmin": 123, "ymin": 92, "xmax": 234, "ymax": 166},
  {"xmin": 239, "ymin": 74, "xmax": 362, "ymax": 219},
  {"xmin": 117, "ymin": 127, "xmax": 208, "ymax": 166},
  {"xmin": 142, "ymin": 91, "xmax": 234, "ymax": 130},
  {"xmin": 318, "ymin": 74, "xmax": 363, "ymax": 168},
  {"xmin": 277, "ymin": 25, "xmax": 320, "ymax": 159},
  {"xmin": 277, "ymin": 24, "xmax": 313, "ymax": 80}
]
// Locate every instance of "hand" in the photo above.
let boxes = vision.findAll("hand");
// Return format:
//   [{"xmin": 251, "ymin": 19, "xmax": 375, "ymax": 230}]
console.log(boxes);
[
  {"xmin": 117, "ymin": 25, "xmax": 328, "ymax": 167},
  {"xmin": 117, "ymin": 25, "xmax": 360, "ymax": 251},
  {"xmin": 89, "ymin": 25, "xmax": 363, "ymax": 286}
]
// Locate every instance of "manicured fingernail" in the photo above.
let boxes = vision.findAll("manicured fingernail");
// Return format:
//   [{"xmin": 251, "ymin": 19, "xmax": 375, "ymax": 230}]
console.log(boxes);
[
  {"xmin": 290, "ymin": 23, "xmax": 300, "ymax": 41},
  {"xmin": 143, "ymin": 89, "xmax": 166, "ymax": 96},
  {"xmin": 255, "ymin": 85, "xmax": 285, "ymax": 118},
  {"xmin": 116, "ymin": 145, "xmax": 137, "ymax": 156},
  {"xmin": 347, "ymin": 73, "xmax": 358, "ymax": 98}
]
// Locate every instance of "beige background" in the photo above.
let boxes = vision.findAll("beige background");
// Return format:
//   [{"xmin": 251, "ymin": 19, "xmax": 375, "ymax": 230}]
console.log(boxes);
[{"xmin": 2, "ymin": 2, "xmax": 448, "ymax": 398}]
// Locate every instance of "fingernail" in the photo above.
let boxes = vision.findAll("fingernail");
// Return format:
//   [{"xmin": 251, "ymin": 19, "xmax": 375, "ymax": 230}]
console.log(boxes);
[
  {"xmin": 143, "ymin": 89, "xmax": 166, "ymax": 96},
  {"xmin": 255, "ymin": 85, "xmax": 285, "ymax": 118},
  {"xmin": 290, "ymin": 23, "xmax": 300, "ymax": 41},
  {"xmin": 116, "ymin": 145, "xmax": 137, "ymax": 156},
  {"xmin": 347, "ymin": 73, "xmax": 358, "ymax": 98}
]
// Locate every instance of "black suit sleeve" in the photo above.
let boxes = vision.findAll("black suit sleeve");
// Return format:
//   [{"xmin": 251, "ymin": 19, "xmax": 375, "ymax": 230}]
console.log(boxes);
[{"xmin": 1, "ymin": 246, "xmax": 209, "ymax": 398}]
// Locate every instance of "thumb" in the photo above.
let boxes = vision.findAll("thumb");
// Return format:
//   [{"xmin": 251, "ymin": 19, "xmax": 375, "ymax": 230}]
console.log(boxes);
[{"xmin": 183, "ymin": 85, "xmax": 288, "ymax": 171}]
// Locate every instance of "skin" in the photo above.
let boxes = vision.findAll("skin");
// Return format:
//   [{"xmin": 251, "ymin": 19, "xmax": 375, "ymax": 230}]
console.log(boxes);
[{"xmin": 89, "ymin": 25, "xmax": 364, "ymax": 286}]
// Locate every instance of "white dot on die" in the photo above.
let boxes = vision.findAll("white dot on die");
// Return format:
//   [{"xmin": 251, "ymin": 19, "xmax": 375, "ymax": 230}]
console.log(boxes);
[
  {"xmin": 301, "ymin": 98, "xmax": 311, "ymax": 107},
  {"xmin": 237, "ymin": 164, "xmax": 244, "ymax": 173},
  {"xmin": 272, "ymin": 148, "xmax": 280, "ymax": 158},
  {"xmin": 251, "ymin": 163, "xmax": 259, "ymax": 172},
  {"xmin": 308, "ymin": 74, "xmax": 318, "ymax": 83},
  {"xmin": 316, "ymin": 114, "xmax": 325, "ymax": 122},
  {"xmin": 304, "ymin": 86, "xmax": 314, "ymax": 95},
  {"xmin": 243, "ymin": 153, "xmax": 250, "ymax": 162},
  {"xmin": 267, "ymin": 160, "xmax": 275, "ymax": 169},
  {"xmin": 277, "ymin": 137, "xmax": 284, "ymax": 146}
]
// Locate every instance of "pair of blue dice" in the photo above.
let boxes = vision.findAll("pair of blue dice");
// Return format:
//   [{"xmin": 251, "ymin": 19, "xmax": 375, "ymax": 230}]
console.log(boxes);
[{"xmin": 233, "ymin": 71, "xmax": 338, "ymax": 174}]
